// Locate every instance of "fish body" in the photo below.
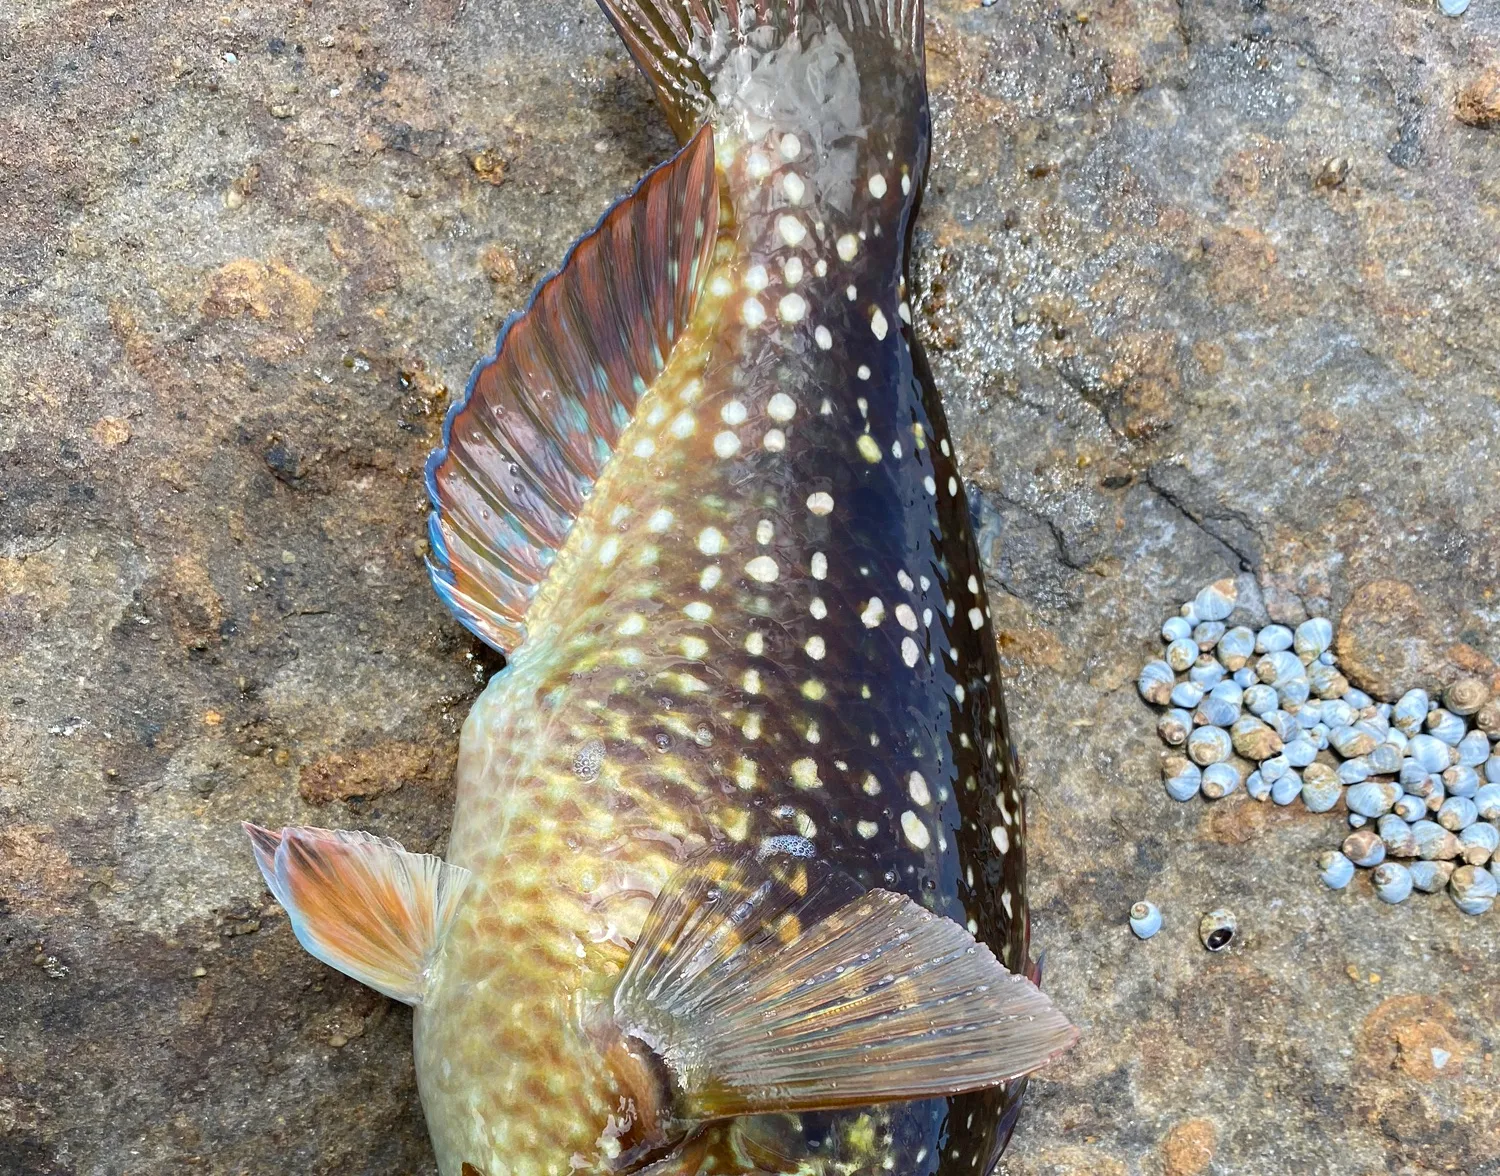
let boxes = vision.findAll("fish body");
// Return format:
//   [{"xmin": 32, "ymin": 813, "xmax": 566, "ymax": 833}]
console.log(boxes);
[{"xmin": 244, "ymin": 4, "xmax": 1075, "ymax": 1174}]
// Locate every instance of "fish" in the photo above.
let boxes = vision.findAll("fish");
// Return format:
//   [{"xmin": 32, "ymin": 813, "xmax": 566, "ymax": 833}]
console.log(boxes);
[{"xmin": 242, "ymin": 3, "xmax": 1078, "ymax": 1173}]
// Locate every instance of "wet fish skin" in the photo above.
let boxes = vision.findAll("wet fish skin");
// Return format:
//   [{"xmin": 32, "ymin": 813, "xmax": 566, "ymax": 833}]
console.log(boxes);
[{"xmin": 244, "ymin": 4, "xmax": 1075, "ymax": 1174}]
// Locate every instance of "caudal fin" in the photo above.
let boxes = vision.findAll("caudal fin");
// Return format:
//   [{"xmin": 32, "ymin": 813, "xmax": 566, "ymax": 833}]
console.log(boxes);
[{"xmin": 598, "ymin": 0, "xmax": 927, "ymax": 143}]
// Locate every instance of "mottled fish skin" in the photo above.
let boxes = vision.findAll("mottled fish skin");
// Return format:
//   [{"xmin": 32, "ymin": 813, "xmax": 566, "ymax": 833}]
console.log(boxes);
[{"xmin": 414, "ymin": 8, "xmax": 1035, "ymax": 1176}]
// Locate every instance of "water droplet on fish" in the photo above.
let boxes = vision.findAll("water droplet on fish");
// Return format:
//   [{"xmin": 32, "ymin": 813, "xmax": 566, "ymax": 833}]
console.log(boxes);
[{"xmin": 571, "ymin": 738, "xmax": 604, "ymax": 781}]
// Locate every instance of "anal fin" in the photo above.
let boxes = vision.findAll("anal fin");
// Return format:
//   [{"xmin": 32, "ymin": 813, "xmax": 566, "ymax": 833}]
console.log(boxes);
[
  {"xmin": 425, "ymin": 124, "xmax": 719, "ymax": 657},
  {"xmin": 244, "ymin": 824, "xmax": 471, "ymax": 1006},
  {"xmin": 609, "ymin": 851, "xmax": 1078, "ymax": 1120}
]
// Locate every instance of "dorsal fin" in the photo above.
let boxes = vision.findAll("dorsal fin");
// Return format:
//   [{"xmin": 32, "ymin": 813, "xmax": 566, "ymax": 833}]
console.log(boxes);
[
  {"xmin": 608, "ymin": 851, "xmax": 1078, "ymax": 1119},
  {"xmin": 244, "ymin": 824, "xmax": 472, "ymax": 1006},
  {"xmin": 425, "ymin": 125, "xmax": 719, "ymax": 655}
]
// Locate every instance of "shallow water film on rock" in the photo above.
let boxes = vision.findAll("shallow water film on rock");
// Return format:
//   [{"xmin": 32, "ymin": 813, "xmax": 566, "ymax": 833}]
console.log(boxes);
[{"xmin": 3, "ymin": 0, "xmax": 1498, "ymax": 1172}]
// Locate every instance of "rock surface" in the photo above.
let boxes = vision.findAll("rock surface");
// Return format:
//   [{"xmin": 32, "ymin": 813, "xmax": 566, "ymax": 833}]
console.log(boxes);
[{"xmin": 3, "ymin": 0, "xmax": 1498, "ymax": 1172}]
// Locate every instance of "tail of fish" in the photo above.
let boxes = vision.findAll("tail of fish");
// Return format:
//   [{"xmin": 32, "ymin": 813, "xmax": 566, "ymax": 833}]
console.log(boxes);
[{"xmin": 600, "ymin": 0, "xmax": 928, "ymax": 147}]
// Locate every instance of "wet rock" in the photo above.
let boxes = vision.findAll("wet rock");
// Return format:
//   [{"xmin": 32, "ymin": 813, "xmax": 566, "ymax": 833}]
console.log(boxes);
[
  {"xmin": 1456, "ymin": 68, "xmax": 1500, "ymax": 129},
  {"xmin": 1162, "ymin": 1118, "xmax": 1218, "ymax": 1176},
  {"xmin": 1334, "ymin": 580, "xmax": 1446, "ymax": 700}
]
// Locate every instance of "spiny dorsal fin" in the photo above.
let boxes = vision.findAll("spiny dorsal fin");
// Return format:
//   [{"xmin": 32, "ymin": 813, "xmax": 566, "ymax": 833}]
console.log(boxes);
[
  {"xmin": 244, "ymin": 824, "xmax": 471, "ymax": 1006},
  {"xmin": 598, "ymin": 0, "xmax": 926, "ymax": 142},
  {"xmin": 425, "ymin": 124, "xmax": 718, "ymax": 655},
  {"xmin": 609, "ymin": 851, "xmax": 1077, "ymax": 1120}
]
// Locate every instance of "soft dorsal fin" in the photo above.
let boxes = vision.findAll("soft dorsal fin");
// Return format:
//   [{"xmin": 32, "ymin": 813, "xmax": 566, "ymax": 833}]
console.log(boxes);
[
  {"xmin": 244, "ymin": 824, "xmax": 472, "ymax": 1006},
  {"xmin": 425, "ymin": 125, "xmax": 719, "ymax": 656},
  {"xmin": 609, "ymin": 851, "xmax": 1077, "ymax": 1119}
]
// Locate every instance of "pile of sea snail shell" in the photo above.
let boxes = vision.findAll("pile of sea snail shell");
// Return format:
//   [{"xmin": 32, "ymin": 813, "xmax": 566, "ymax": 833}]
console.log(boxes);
[{"xmin": 1138, "ymin": 579, "xmax": 1500, "ymax": 915}]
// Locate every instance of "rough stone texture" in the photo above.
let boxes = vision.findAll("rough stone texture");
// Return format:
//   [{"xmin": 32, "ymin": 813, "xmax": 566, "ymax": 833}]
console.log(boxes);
[{"xmin": 3, "ymin": 0, "xmax": 1498, "ymax": 1172}]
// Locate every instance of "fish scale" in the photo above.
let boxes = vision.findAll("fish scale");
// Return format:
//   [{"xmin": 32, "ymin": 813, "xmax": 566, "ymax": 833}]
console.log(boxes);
[{"xmin": 243, "ymin": 4, "xmax": 1074, "ymax": 1174}]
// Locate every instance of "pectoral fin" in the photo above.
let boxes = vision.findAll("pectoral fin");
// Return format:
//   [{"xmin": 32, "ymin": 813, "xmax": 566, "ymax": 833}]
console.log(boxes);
[
  {"xmin": 244, "ymin": 823, "xmax": 471, "ymax": 1006},
  {"xmin": 609, "ymin": 851, "xmax": 1078, "ymax": 1120}
]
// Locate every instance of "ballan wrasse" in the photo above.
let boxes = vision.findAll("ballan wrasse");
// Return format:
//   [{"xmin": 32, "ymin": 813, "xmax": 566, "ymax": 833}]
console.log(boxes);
[{"xmin": 243, "ymin": 2, "xmax": 1078, "ymax": 1173}]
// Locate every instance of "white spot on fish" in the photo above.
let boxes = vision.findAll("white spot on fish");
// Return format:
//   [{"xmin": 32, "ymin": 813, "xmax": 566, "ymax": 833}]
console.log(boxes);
[
  {"xmin": 870, "ymin": 307, "xmax": 889, "ymax": 340},
  {"xmin": 837, "ymin": 234, "xmax": 858, "ymax": 261},
  {"xmin": 909, "ymin": 771, "xmax": 931, "ymax": 806},
  {"xmin": 814, "ymin": 324, "xmax": 832, "ymax": 350},
  {"xmin": 767, "ymin": 392, "xmax": 797, "ymax": 422},
  {"xmin": 684, "ymin": 601, "xmax": 712, "ymax": 621},
  {"xmin": 647, "ymin": 508, "xmax": 674, "ymax": 532},
  {"xmin": 857, "ymin": 435, "xmax": 882, "ymax": 463},
  {"xmin": 807, "ymin": 491, "xmax": 834, "ymax": 515},
  {"xmin": 783, "ymin": 171, "xmax": 806, "ymax": 203},
  {"xmin": 805, "ymin": 635, "xmax": 826, "ymax": 660},
  {"xmin": 597, "ymin": 536, "xmax": 620, "ymax": 565},
  {"xmin": 857, "ymin": 820, "xmax": 879, "ymax": 839},
  {"xmin": 902, "ymin": 637, "xmax": 920, "ymax": 667},
  {"xmin": 763, "ymin": 428, "xmax": 786, "ymax": 451},
  {"xmin": 698, "ymin": 527, "xmax": 725, "ymax": 555},
  {"xmin": 791, "ymin": 757, "xmax": 821, "ymax": 789},
  {"xmin": 744, "ymin": 265, "xmax": 768, "ymax": 293},
  {"xmin": 809, "ymin": 597, "xmax": 827, "ymax": 619},
  {"xmin": 746, "ymin": 631, "xmax": 765, "ymax": 656},
  {"xmin": 681, "ymin": 636, "xmax": 707, "ymax": 659},
  {"xmin": 780, "ymin": 133, "xmax": 802, "ymax": 161},
  {"xmin": 857, "ymin": 364, "xmax": 870, "ymax": 380},
  {"xmin": 992, "ymin": 826, "xmax": 1010, "ymax": 853},
  {"xmin": 783, "ymin": 256, "xmax": 804, "ymax": 285},
  {"xmin": 779, "ymin": 292, "xmax": 807, "ymax": 323},
  {"xmin": 861, "ymin": 597, "xmax": 885, "ymax": 627},
  {"xmin": 633, "ymin": 438, "xmax": 656, "ymax": 458},
  {"xmin": 969, "ymin": 607, "xmax": 984, "ymax": 629},
  {"xmin": 669, "ymin": 411, "xmax": 695, "ymax": 438},
  {"xmin": 777, "ymin": 215, "xmax": 807, "ymax": 247},
  {"xmin": 811, "ymin": 552, "xmax": 827, "ymax": 580},
  {"xmin": 617, "ymin": 614, "xmax": 645, "ymax": 636},
  {"xmin": 868, "ymin": 173, "xmax": 888, "ymax": 198},
  {"xmin": 746, "ymin": 150, "xmax": 771, "ymax": 179},
  {"xmin": 721, "ymin": 400, "xmax": 748, "ymax": 425},
  {"xmin": 743, "ymin": 669, "xmax": 762, "ymax": 693},
  {"xmin": 742, "ymin": 298, "xmax": 766, "ymax": 327},
  {"xmin": 901, "ymin": 811, "xmax": 930, "ymax": 849},
  {"xmin": 700, "ymin": 565, "xmax": 722, "ymax": 590},
  {"xmin": 713, "ymin": 431, "xmax": 741, "ymax": 458},
  {"xmin": 745, "ymin": 555, "xmax": 779, "ymax": 583},
  {"xmin": 895, "ymin": 604, "xmax": 919, "ymax": 631},
  {"xmin": 755, "ymin": 519, "xmax": 774, "ymax": 544}
]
